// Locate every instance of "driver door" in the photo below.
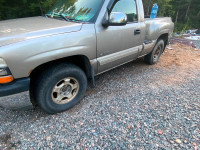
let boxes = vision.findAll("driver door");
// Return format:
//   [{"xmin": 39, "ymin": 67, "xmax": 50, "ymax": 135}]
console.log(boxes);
[{"xmin": 96, "ymin": 0, "xmax": 143, "ymax": 73}]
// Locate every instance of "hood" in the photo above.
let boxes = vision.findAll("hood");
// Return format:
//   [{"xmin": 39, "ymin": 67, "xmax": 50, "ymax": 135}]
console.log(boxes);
[{"xmin": 0, "ymin": 17, "xmax": 82, "ymax": 47}]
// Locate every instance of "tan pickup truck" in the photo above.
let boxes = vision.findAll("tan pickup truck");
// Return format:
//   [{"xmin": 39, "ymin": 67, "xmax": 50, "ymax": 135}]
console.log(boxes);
[{"xmin": 0, "ymin": 0, "xmax": 174, "ymax": 113}]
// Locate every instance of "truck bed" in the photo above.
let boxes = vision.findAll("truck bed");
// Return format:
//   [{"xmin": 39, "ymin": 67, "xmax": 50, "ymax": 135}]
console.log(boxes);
[
  {"xmin": 139, "ymin": 17, "xmax": 174, "ymax": 56},
  {"xmin": 144, "ymin": 17, "xmax": 173, "ymax": 41}
]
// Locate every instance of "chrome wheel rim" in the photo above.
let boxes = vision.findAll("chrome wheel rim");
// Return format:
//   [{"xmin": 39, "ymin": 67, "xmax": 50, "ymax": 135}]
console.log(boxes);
[
  {"xmin": 51, "ymin": 77, "xmax": 79, "ymax": 104},
  {"xmin": 153, "ymin": 46, "xmax": 162, "ymax": 61}
]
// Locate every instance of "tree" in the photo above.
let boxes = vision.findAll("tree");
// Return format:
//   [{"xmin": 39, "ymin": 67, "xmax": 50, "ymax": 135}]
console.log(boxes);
[
  {"xmin": 143, "ymin": 0, "xmax": 173, "ymax": 17},
  {"xmin": 143, "ymin": 0, "xmax": 200, "ymax": 31},
  {"xmin": 0, "ymin": 0, "xmax": 57, "ymax": 21}
]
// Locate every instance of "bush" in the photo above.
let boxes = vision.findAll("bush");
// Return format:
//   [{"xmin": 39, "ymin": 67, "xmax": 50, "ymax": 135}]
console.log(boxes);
[
  {"xmin": 174, "ymin": 23, "xmax": 190, "ymax": 34},
  {"xmin": 0, "ymin": 0, "xmax": 57, "ymax": 21}
]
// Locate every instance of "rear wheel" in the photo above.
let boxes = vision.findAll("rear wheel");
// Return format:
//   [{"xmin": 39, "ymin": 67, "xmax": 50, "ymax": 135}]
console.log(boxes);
[
  {"xmin": 34, "ymin": 63, "xmax": 87, "ymax": 114},
  {"xmin": 144, "ymin": 39, "xmax": 165, "ymax": 65}
]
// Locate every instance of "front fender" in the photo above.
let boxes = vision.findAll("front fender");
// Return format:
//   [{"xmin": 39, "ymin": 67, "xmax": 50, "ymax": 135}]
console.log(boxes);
[{"xmin": 0, "ymin": 24, "xmax": 96, "ymax": 79}]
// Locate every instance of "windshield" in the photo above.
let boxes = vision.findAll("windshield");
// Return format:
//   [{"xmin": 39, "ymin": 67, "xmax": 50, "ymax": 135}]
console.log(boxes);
[{"xmin": 47, "ymin": 0, "xmax": 103, "ymax": 22}]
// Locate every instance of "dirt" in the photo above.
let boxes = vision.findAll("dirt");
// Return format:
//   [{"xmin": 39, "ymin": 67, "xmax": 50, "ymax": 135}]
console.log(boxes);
[{"xmin": 154, "ymin": 43, "xmax": 200, "ymax": 85}]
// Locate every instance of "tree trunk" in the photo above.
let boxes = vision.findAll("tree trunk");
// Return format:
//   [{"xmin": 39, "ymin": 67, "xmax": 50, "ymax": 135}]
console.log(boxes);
[
  {"xmin": 147, "ymin": 6, "xmax": 150, "ymax": 16},
  {"xmin": 175, "ymin": 9, "xmax": 179, "ymax": 24},
  {"xmin": 38, "ymin": 0, "xmax": 44, "ymax": 16},
  {"xmin": 185, "ymin": 0, "xmax": 192, "ymax": 20},
  {"xmin": 147, "ymin": 0, "xmax": 152, "ymax": 15},
  {"xmin": 197, "ymin": 11, "xmax": 200, "ymax": 16}
]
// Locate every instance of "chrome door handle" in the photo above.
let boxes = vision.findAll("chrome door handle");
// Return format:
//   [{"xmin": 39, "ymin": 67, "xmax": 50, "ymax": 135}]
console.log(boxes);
[{"xmin": 134, "ymin": 29, "xmax": 141, "ymax": 35}]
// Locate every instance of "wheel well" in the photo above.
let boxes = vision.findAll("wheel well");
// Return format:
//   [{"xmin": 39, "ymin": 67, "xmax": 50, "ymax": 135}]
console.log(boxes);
[
  {"xmin": 30, "ymin": 55, "xmax": 92, "ymax": 81},
  {"xmin": 158, "ymin": 33, "xmax": 169, "ymax": 48},
  {"xmin": 29, "ymin": 55, "xmax": 93, "ymax": 106}
]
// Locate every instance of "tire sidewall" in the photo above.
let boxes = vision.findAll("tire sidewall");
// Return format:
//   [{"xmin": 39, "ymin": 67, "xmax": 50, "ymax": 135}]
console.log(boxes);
[
  {"xmin": 151, "ymin": 40, "xmax": 165, "ymax": 64},
  {"xmin": 38, "ymin": 64, "xmax": 87, "ymax": 113}
]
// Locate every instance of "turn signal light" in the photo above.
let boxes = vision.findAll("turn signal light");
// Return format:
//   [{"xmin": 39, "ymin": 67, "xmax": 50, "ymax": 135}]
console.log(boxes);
[{"xmin": 0, "ymin": 76, "xmax": 13, "ymax": 84}]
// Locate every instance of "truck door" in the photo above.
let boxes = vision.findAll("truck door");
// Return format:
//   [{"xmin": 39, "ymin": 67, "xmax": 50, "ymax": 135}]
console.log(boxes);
[{"xmin": 96, "ymin": 0, "xmax": 143, "ymax": 73}]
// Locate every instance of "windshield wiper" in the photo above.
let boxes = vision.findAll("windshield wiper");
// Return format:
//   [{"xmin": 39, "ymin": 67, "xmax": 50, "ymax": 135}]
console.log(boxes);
[
  {"xmin": 68, "ymin": 18, "xmax": 89, "ymax": 23},
  {"xmin": 67, "ymin": 18, "xmax": 81, "ymax": 22},
  {"xmin": 58, "ymin": 14, "xmax": 70, "ymax": 22},
  {"xmin": 45, "ymin": 13, "xmax": 71, "ymax": 22},
  {"xmin": 45, "ymin": 13, "xmax": 87, "ymax": 23}
]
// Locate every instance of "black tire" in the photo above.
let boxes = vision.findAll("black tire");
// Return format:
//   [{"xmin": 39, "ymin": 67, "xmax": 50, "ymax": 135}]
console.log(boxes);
[
  {"xmin": 34, "ymin": 63, "xmax": 87, "ymax": 114},
  {"xmin": 144, "ymin": 39, "xmax": 165, "ymax": 65}
]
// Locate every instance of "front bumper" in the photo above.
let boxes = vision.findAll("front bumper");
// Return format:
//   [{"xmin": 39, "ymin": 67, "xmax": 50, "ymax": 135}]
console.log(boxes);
[{"xmin": 0, "ymin": 78, "xmax": 30, "ymax": 97}]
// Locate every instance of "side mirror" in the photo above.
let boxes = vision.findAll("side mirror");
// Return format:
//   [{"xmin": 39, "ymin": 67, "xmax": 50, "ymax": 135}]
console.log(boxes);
[{"xmin": 103, "ymin": 12, "xmax": 127, "ymax": 27}]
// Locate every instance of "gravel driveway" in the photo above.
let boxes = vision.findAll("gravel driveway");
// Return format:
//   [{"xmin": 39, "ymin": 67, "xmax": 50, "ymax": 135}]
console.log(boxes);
[
  {"xmin": 171, "ymin": 37, "xmax": 200, "ymax": 50},
  {"xmin": 0, "ymin": 44, "xmax": 200, "ymax": 149},
  {"xmin": 193, "ymin": 40, "xmax": 200, "ymax": 49}
]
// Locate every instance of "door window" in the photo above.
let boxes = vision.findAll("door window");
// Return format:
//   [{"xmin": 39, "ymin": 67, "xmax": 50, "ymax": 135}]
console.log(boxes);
[{"xmin": 111, "ymin": 0, "xmax": 138, "ymax": 22}]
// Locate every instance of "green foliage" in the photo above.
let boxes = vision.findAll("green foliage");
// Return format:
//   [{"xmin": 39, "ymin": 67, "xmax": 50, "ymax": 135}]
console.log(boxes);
[
  {"xmin": 0, "ymin": 0, "xmax": 57, "ymax": 21},
  {"xmin": 41, "ymin": 0, "xmax": 57, "ymax": 13},
  {"xmin": 174, "ymin": 23, "xmax": 190, "ymax": 33},
  {"xmin": 143, "ymin": 0, "xmax": 200, "ymax": 32},
  {"xmin": 143, "ymin": 0, "xmax": 174, "ymax": 17}
]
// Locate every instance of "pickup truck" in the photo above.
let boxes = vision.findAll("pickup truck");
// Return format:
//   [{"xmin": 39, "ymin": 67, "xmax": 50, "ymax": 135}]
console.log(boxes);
[{"xmin": 0, "ymin": 0, "xmax": 174, "ymax": 114}]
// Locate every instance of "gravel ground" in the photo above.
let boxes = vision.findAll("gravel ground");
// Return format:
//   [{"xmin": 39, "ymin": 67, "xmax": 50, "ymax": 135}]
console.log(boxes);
[
  {"xmin": 0, "ymin": 44, "xmax": 200, "ymax": 149},
  {"xmin": 171, "ymin": 37, "xmax": 200, "ymax": 50},
  {"xmin": 193, "ymin": 40, "xmax": 200, "ymax": 49}
]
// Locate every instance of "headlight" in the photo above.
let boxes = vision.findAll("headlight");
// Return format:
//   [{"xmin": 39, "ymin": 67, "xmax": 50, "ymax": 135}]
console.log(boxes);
[
  {"xmin": 0, "ymin": 58, "xmax": 7, "ymax": 68},
  {"xmin": 0, "ymin": 58, "xmax": 13, "ymax": 83},
  {"xmin": 0, "ymin": 69, "xmax": 8, "ymax": 76}
]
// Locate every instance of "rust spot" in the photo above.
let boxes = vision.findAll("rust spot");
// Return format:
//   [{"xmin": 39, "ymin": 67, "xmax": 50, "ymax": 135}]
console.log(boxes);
[{"xmin": 28, "ymin": 69, "xmax": 33, "ymax": 76}]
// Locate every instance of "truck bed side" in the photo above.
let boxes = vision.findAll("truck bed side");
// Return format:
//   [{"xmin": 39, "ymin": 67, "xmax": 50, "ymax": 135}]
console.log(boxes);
[{"xmin": 140, "ymin": 17, "xmax": 174, "ymax": 56}]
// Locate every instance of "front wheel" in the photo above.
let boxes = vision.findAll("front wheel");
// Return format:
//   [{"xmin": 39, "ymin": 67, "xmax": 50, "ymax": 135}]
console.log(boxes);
[
  {"xmin": 144, "ymin": 39, "xmax": 165, "ymax": 65},
  {"xmin": 34, "ymin": 63, "xmax": 87, "ymax": 114}
]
